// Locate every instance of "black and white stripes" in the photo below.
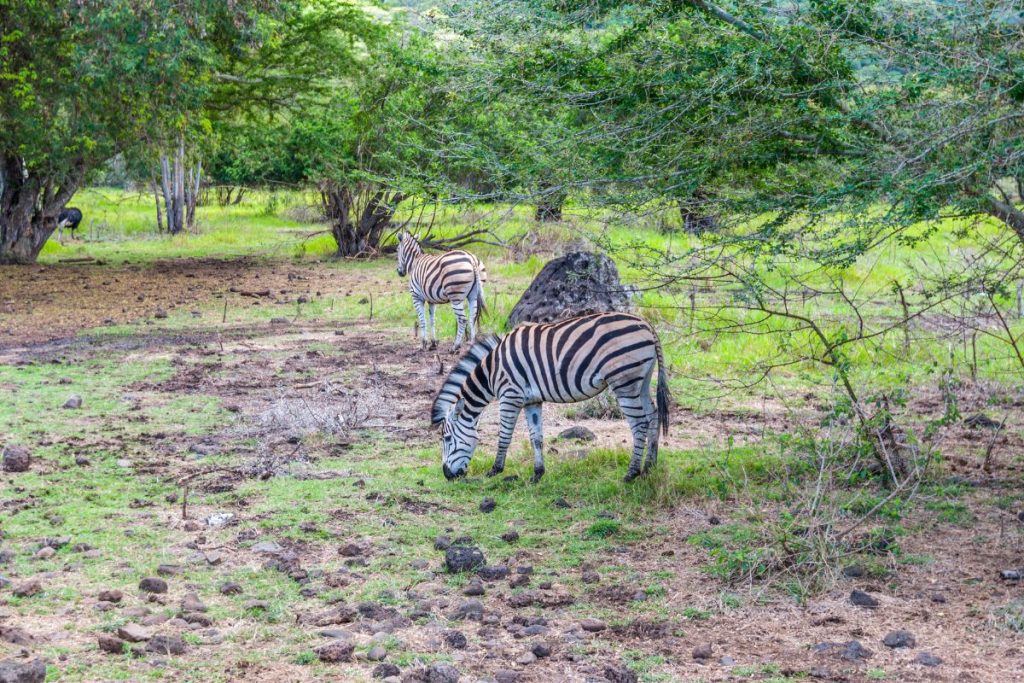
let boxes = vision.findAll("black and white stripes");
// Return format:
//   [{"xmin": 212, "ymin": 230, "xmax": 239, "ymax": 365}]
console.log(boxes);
[
  {"xmin": 396, "ymin": 231, "xmax": 487, "ymax": 351},
  {"xmin": 432, "ymin": 312, "xmax": 670, "ymax": 482}
]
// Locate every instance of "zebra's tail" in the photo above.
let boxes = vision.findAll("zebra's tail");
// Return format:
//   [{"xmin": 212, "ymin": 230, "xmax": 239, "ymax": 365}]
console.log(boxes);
[
  {"xmin": 473, "ymin": 267, "xmax": 487, "ymax": 326},
  {"xmin": 655, "ymin": 332, "xmax": 670, "ymax": 437}
]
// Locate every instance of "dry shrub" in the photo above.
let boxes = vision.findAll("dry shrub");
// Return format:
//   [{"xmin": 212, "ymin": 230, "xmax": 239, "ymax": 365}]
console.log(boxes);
[{"xmin": 283, "ymin": 203, "xmax": 326, "ymax": 224}]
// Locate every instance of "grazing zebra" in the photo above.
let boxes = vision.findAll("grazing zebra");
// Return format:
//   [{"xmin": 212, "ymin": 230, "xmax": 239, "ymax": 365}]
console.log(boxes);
[
  {"xmin": 431, "ymin": 311, "xmax": 670, "ymax": 483},
  {"xmin": 396, "ymin": 231, "xmax": 487, "ymax": 351}
]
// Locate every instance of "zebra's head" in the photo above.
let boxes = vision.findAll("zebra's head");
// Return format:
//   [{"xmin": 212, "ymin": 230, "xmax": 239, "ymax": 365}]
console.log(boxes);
[
  {"xmin": 440, "ymin": 401, "xmax": 479, "ymax": 480},
  {"xmin": 395, "ymin": 230, "xmax": 421, "ymax": 277}
]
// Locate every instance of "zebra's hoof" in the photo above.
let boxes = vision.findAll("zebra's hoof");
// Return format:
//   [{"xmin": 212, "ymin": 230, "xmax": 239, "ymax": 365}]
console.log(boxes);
[
  {"xmin": 486, "ymin": 467, "xmax": 503, "ymax": 478},
  {"xmin": 428, "ymin": 340, "xmax": 437, "ymax": 351},
  {"xmin": 530, "ymin": 469, "xmax": 545, "ymax": 483},
  {"xmin": 623, "ymin": 470, "xmax": 641, "ymax": 483}
]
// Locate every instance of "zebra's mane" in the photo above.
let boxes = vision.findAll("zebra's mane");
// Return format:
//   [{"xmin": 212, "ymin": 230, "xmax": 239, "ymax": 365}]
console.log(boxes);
[
  {"xmin": 398, "ymin": 229, "xmax": 423, "ymax": 254},
  {"xmin": 431, "ymin": 334, "xmax": 501, "ymax": 425}
]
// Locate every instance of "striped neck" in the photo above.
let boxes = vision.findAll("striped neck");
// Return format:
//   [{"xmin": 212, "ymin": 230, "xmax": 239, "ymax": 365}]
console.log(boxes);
[{"xmin": 432, "ymin": 334, "xmax": 500, "ymax": 424}]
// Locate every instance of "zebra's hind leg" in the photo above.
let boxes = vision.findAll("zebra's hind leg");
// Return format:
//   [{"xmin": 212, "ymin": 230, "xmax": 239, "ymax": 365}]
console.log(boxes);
[
  {"xmin": 428, "ymin": 303, "xmax": 437, "ymax": 350},
  {"xmin": 640, "ymin": 375, "xmax": 660, "ymax": 474},
  {"xmin": 523, "ymin": 403, "xmax": 546, "ymax": 482},
  {"xmin": 413, "ymin": 297, "xmax": 429, "ymax": 350},
  {"xmin": 488, "ymin": 401, "xmax": 522, "ymax": 478},
  {"xmin": 450, "ymin": 299, "xmax": 468, "ymax": 352},
  {"xmin": 611, "ymin": 380, "xmax": 650, "ymax": 482}
]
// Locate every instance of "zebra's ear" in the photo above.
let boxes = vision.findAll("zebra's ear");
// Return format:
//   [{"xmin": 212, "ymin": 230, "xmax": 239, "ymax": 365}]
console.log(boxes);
[{"xmin": 397, "ymin": 231, "xmax": 405, "ymax": 242}]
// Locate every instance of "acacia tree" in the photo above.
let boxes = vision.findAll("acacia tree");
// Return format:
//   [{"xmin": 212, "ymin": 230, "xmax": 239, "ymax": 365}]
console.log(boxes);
[{"xmin": 0, "ymin": 0, "xmax": 282, "ymax": 263}]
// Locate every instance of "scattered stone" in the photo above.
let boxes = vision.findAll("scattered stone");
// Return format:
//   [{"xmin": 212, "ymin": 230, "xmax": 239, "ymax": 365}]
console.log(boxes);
[
  {"xmin": 495, "ymin": 671, "xmax": 520, "ymax": 683},
  {"xmin": 509, "ymin": 574, "xmax": 530, "ymax": 588},
  {"xmin": 0, "ymin": 658, "xmax": 46, "ymax": 683},
  {"xmin": 453, "ymin": 535, "xmax": 474, "ymax": 546},
  {"xmin": 842, "ymin": 564, "xmax": 865, "ymax": 578},
  {"xmin": 156, "ymin": 564, "xmax": 182, "ymax": 576},
  {"xmin": 367, "ymin": 646, "xmax": 387, "ymax": 661},
  {"xmin": 915, "ymin": 652, "xmax": 943, "ymax": 667},
  {"xmin": 579, "ymin": 618, "xmax": 607, "ymax": 633},
  {"xmin": 373, "ymin": 663, "xmax": 401, "ymax": 679},
  {"xmin": 204, "ymin": 550, "xmax": 224, "ymax": 566},
  {"xmin": 558, "ymin": 426, "xmax": 597, "ymax": 442},
  {"xmin": 206, "ymin": 513, "xmax": 234, "ymax": 527},
  {"xmin": 515, "ymin": 651, "xmax": 537, "ymax": 665},
  {"xmin": 445, "ymin": 546, "xmax": 485, "ymax": 573},
  {"xmin": 181, "ymin": 612, "xmax": 213, "ymax": 627},
  {"xmin": 316, "ymin": 639, "xmax": 355, "ymax": 663},
  {"xmin": 930, "ymin": 592, "xmax": 946, "ymax": 603},
  {"xmin": 692, "ymin": 643, "xmax": 713, "ymax": 661},
  {"xmin": 553, "ymin": 497, "xmax": 572, "ymax": 508},
  {"xmin": 434, "ymin": 535, "xmax": 452, "ymax": 551},
  {"xmin": 98, "ymin": 635, "xmax": 127, "ymax": 655},
  {"xmin": 12, "ymin": 580, "xmax": 42, "ymax": 598},
  {"xmin": 719, "ymin": 656, "xmax": 736, "ymax": 666},
  {"xmin": 219, "ymin": 581, "xmax": 243, "ymax": 596},
  {"xmin": 243, "ymin": 599, "xmax": 268, "ymax": 611},
  {"xmin": 0, "ymin": 626, "xmax": 34, "ymax": 646},
  {"xmin": 531, "ymin": 643, "xmax": 552, "ymax": 658},
  {"xmin": 425, "ymin": 662, "xmax": 460, "ymax": 683},
  {"xmin": 141, "ymin": 614, "xmax": 170, "ymax": 627},
  {"xmin": 339, "ymin": 543, "xmax": 362, "ymax": 557},
  {"xmin": 116, "ymin": 459, "xmax": 132, "ymax": 468},
  {"xmin": 479, "ymin": 497, "xmax": 496, "ymax": 513},
  {"xmin": 146, "ymin": 634, "xmax": 187, "ymax": 656},
  {"xmin": 813, "ymin": 640, "xmax": 873, "ymax": 663},
  {"xmin": 117, "ymin": 624, "xmax": 151, "ymax": 643},
  {"xmin": 449, "ymin": 599, "xmax": 484, "ymax": 621},
  {"xmin": 32, "ymin": 547, "xmax": 55, "ymax": 560},
  {"xmin": 1, "ymin": 446, "xmax": 30, "ymax": 473},
  {"xmin": 603, "ymin": 663, "xmax": 639, "ymax": 683},
  {"xmin": 882, "ymin": 630, "xmax": 916, "ymax": 649},
  {"xmin": 139, "ymin": 577, "xmax": 168, "ymax": 594},
  {"xmin": 63, "ymin": 395, "xmax": 82, "ymax": 409},
  {"xmin": 445, "ymin": 630, "xmax": 468, "ymax": 649},
  {"xmin": 581, "ymin": 571, "xmax": 600, "ymax": 584},
  {"xmin": 154, "ymin": 309, "xmax": 168, "ymax": 319},
  {"xmin": 98, "ymin": 589, "xmax": 123, "ymax": 604},
  {"xmin": 849, "ymin": 590, "xmax": 879, "ymax": 608},
  {"xmin": 410, "ymin": 559, "xmax": 429, "ymax": 570},
  {"xmin": 478, "ymin": 565, "xmax": 509, "ymax": 581},
  {"xmin": 500, "ymin": 531, "xmax": 520, "ymax": 544},
  {"xmin": 181, "ymin": 593, "xmax": 207, "ymax": 612},
  {"xmin": 74, "ymin": 455, "xmax": 90, "ymax": 466},
  {"xmin": 463, "ymin": 579, "xmax": 485, "ymax": 597},
  {"xmin": 251, "ymin": 540, "xmax": 284, "ymax": 554}
]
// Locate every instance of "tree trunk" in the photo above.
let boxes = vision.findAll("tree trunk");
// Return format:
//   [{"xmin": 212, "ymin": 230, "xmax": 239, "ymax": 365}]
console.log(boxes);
[
  {"xmin": 159, "ymin": 154, "xmax": 177, "ymax": 234},
  {"xmin": 173, "ymin": 138, "xmax": 185, "ymax": 234},
  {"xmin": 158, "ymin": 138, "xmax": 201, "ymax": 234},
  {"xmin": 678, "ymin": 189, "xmax": 718, "ymax": 235},
  {"xmin": 535, "ymin": 185, "xmax": 566, "ymax": 222},
  {"xmin": 322, "ymin": 184, "xmax": 405, "ymax": 257},
  {"xmin": 986, "ymin": 196, "xmax": 1024, "ymax": 242},
  {"xmin": 0, "ymin": 154, "xmax": 82, "ymax": 264},
  {"xmin": 151, "ymin": 177, "xmax": 164, "ymax": 233}
]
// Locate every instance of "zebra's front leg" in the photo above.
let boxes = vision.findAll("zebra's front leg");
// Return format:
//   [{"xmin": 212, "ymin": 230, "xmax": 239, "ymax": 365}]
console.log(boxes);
[
  {"xmin": 412, "ymin": 297, "xmax": 429, "ymax": 350},
  {"xmin": 428, "ymin": 303, "xmax": 437, "ymax": 350},
  {"xmin": 450, "ymin": 300, "xmax": 468, "ymax": 352},
  {"xmin": 487, "ymin": 402, "xmax": 521, "ymax": 478},
  {"xmin": 524, "ymin": 403, "xmax": 546, "ymax": 483}
]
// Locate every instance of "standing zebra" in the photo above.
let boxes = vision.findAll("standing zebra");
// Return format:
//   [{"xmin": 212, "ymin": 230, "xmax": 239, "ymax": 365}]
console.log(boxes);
[
  {"xmin": 432, "ymin": 312, "xmax": 670, "ymax": 483},
  {"xmin": 396, "ymin": 231, "xmax": 487, "ymax": 352}
]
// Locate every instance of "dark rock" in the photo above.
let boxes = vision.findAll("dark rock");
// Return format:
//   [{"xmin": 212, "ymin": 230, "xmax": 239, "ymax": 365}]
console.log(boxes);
[
  {"xmin": 495, "ymin": 671, "xmax": 520, "ymax": 683},
  {"xmin": 453, "ymin": 535, "xmax": 473, "ymax": 545},
  {"xmin": 580, "ymin": 618, "xmax": 607, "ymax": 633},
  {"xmin": 915, "ymin": 652, "xmax": 942, "ymax": 667},
  {"xmin": 478, "ymin": 565, "xmax": 509, "ymax": 581},
  {"xmin": 373, "ymin": 663, "xmax": 401, "ymax": 679},
  {"xmin": 146, "ymin": 634, "xmax": 187, "ymax": 655},
  {"xmin": 500, "ymin": 531, "xmax": 520, "ymax": 544},
  {"xmin": 692, "ymin": 643, "xmax": 713, "ymax": 661},
  {"xmin": 813, "ymin": 640, "xmax": 873, "ymax": 662},
  {"xmin": 98, "ymin": 635, "xmax": 127, "ymax": 655},
  {"xmin": 553, "ymin": 497, "xmax": 572, "ymax": 509},
  {"xmin": 0, "ymin": 658, "xmax": 46, "ymax": 683},
  {"xmin": 479, "ymin": 497, "xmax": 496, "ymax": 513},
  {"xmin": 506, "ymin": 251, "xmax": 633, "ymax": 328},
  {"xmin": 425, "ymin": 662, "xmax": 460, "ymax": 683},
  {"xmin": 509, "ymin": 574, "xmax": 530, "ymax": 588},
  {"xmin": 316, "ymin": 639, "xmax": 355, "ymax": 663},
  {"xmin": 463, "ymin": 579, "xmax": 485, "ymax": 596},
  {"xmin": 367, "ymin": 646, "xmax": 387, "ymax": 661},
  {"xmin": 139, "ymin": 577, "xmax": 168, "ymax": 594},
  {"xmin": 181, "ymin": 593, "xmax": 207, "ymax": 612},
  {"xmin": 849, "ymin": 590, "xmax": 879, "ymax": 608},
  {"xmin": 531, "ymin": 643, "xmax": 552, "ymax": 658},
  {"xmin": 930, "ymin": 592, "xmax": 946, "ymax": 603},
  {"xmin": 434, "ymin": 535, "xmax": 452, "ymax": 551},
  {"xmin": 98, "ymin": 589, "xmax": 123, "ymax": 603},
  {"xmin": 842, "ymin": 564, "xmax": 865, "ymax": 578},
  {"xmin": 156, "ymin": 564, "xmax": 182, "ymax": 576},
  {"xmin": 154, "ymin": 309, "xmax": 168, "ymax": 319},
  {"xmin": 117, "ymin": 624, "xmax": 151, "ymax": 642},
  {"xmin": 12, "ymin": 580, "xmax": 42, "ymax": 598},
  {"xmin": 603, "ymin": 663, "xmax": 639, "ymax": 683},
  {"xmin": 63, "ymin": 395, "xmax": 82, "ymax": 409},
  {"xmin": 558, "ymin": 426, "xmax": 597, "ymax": 442},
  {"xmin": 882, "ymin": 630, "xmax": 916, "ymax": 648},
  {"xmin": 219, "ymin": 582, "xmax": 243, "ymax": 595},
  {"xmin": 339, "ymin": 543, "xmax": 362, "ymax": 557},
  {"xmin": 1, "ymin": 446, "xmax": 30, "ymax": 473},
  {"xmin": 445, "ymin": 546, "xmax": 485, "ymax": 573},
  {"xmin": 449, "ymin": 599, "xmax": 484, "ymax": 621},
  {"xmin": 581, "ymin": 571, "xmax": 600, "ymax": 584},
  {"xmin": 444, "ymin": 630, "xmax": 468, "ymax": 649}
]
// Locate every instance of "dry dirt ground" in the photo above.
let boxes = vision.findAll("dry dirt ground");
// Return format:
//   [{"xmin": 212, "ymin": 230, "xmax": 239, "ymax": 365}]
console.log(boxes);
[{"xmin": 2, "ymin": 259, "xmax": 1024, "ymax": 682}]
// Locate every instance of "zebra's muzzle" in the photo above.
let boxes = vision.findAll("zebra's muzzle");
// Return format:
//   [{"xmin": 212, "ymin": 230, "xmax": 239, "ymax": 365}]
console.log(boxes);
[{"xmin": 442, "ymin": 463, "xmax": 465, "ymax": 481}]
